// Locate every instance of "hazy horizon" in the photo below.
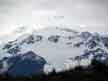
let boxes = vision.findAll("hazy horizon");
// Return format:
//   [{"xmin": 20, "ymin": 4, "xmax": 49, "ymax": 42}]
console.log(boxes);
[{"xmin": 0, "ymin": 0, "xmax": 108, "ymax": 35}]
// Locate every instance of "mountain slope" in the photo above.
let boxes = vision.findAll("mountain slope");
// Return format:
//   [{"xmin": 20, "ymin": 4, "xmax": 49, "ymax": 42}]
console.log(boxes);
[
  {"xmin": 0, "ymin": 27, "xmax": 108, "ymax": 73},
  {"xmin": 0, "ymin": 51, "xmax": 46, "ymax": 77}
]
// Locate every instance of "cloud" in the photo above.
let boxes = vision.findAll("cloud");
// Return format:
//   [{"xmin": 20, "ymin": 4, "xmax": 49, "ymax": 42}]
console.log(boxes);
[{"xmin": 0, "ymin": 0, "xmax": 107, "ymax": 33}]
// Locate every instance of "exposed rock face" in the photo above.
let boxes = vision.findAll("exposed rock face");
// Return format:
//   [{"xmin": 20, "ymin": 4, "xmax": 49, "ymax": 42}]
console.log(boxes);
[{"xmin": 48, "ymin": 35, "xmax": 60, "ymax": 43}]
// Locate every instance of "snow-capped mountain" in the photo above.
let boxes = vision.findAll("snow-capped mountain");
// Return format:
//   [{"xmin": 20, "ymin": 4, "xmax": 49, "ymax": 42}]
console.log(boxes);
[
  {"xmin": 0, "ymin": 27, "xmax": 108, "ymax": 74},
  {"xmin": 65, "ymin": 32, "xmax": 108, "ymax": 70}
]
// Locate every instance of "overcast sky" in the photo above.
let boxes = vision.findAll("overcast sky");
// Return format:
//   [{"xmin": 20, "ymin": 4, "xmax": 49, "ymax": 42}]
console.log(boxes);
[{"xmin": 0, "ymin": 0, "xmax": 108, "ymax": 35}]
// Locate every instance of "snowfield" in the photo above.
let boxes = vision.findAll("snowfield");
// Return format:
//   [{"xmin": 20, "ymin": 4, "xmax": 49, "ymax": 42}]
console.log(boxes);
[{"xmin": 0, "ymin": 27, "xmax": 108, "ymax": 75}]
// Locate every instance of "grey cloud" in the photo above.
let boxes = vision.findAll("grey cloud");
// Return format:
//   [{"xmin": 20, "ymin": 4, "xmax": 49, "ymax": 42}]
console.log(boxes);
[{"xmin": 0, "ymin": 0, "xmax": 107, "ymax": 32}]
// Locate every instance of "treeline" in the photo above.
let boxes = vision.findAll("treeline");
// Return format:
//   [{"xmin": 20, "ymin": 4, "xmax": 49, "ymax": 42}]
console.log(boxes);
[{"xmin": 0, "ymin": 59, "xmax": 108, "ymax": 81}]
